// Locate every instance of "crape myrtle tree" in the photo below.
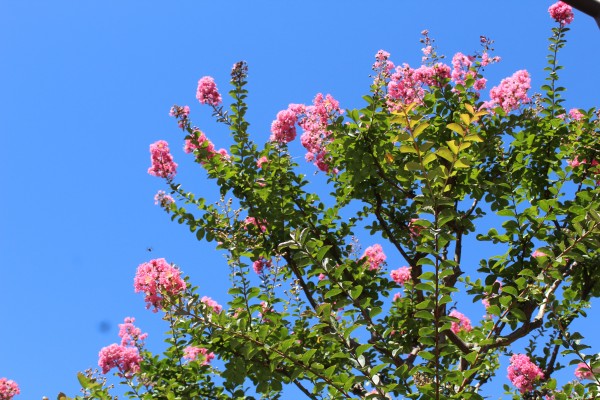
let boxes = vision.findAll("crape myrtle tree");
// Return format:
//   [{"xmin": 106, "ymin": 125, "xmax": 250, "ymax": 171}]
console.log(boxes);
[{"xmin": 27, "ymin": 2, "xmax": 595, "ymax": 400}]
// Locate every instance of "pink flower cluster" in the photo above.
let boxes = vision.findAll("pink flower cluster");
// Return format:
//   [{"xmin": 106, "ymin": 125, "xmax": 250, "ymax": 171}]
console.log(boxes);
[
  {"xmin": 484, "ymin": 70, "xmax": 531, "ymax": 113},
  {"xmin": 256, "ymin": 156, "xmax": 268, "ymax": 168},
  {"xmin": 196, "ymin": 76, "xmax": 222, "ymax": 106},
  {"xmin": 118, "ymin": 317, "xmax": 148, "ymax": 347},
  {"xmin": 0, "ymin": 378, "xmax": 20, "ymax": 400},
  {"xmin": 450, "ymin": 52, "xmax": 488, "ymax": 91},
  {"xmin": 569, "ymin": 108, "xmax": 584, "ymax": 121},
  {"xmin": 184, "ymin": 130, "xmax": 229, "ymax": 164},
  {"xmin": 259, "ymin": 301, "xmax": 274, "ymax": 322},
  {"xmin": 373, "ymin": 49, "xmax": 395, "ymax": 84},
  {"xmin": 270, "ymin": 108, "xmax": 299, "ymax": 143},
  {"xmin": 387, "ymin": 63, "xmax": 450, "ymax": 110},
  {"xmin": 98, "ymin": 343, "xmax": 142, "ymax": 377},
  {"xmin": 481, "ymin": 52, "xmax": 501, "ymax": 67},
  {"xmin": 507, "ymin": 354, "xmax": 544, "ymax": 393},
  {"xmin": 390, "ymin": 266, "xmax": 411, "ymax": 285},
  {"xmin": 549, "ymin": 1, "xmax": 574, "ymax": 25},
  {"xmin": 201, "ymin": 296, "xmax": 223, "ymax": 314},
  {"xmin": 299, "ymin": 94, "xmax": 343, "ymax": 172},
  {"xmin": 154, "ymin": 190, "xmax": 174, "ymax": 208},
  {"xmin": 184, "ymin": 130, "xmax": 214, "ymax": 154},
  {"xmin": 148, "ymin": 140, "xmax": 178, "ymax": 179},
  {"xmin": 169, "ymin": 105, "xmax": 190, "ymax": 129},
  {"xmin": 408, "ymin": 218, "xmax": 424, "ymax": 240},
  {"xmin": 269, "ymin": 94, "xmax": 343, "ymax": 173},
  {"xmin": 532, "ymin": 249, "xmax": 548, "ymax": 258},
  {"xmin": 449, "ymin": 310, "xmax": 473, "ymax": 334},
  {"xmin": 183, "ymin": 346, "xmax": 215, "ymax": 365},
  {"xmin": 482, "ymin": 280, "xmax": 503, "ymax": 315},
  {"xmin": 575, "ymin": 362, "xmax": 595, "ymax": 380},
  {"xmin": 169, "ymin": 105, "xmax": 190, "ymax": 119},
  {"xmin": 252, "ymin": 257, "xmax": 272, "ymax": 274},
  {"xmin": 373, "ymin": 49, "xmax": 394, "ymax": 73},
  {"xmin": 243, "ymin": 216, "xmax": 267, "ymax": 233},
  {"xmin": 362, "ymin": 244, "xmax": 386, "ymax": 271},
  {"xmin": 134, "ymin": 258, "xmax": 187, "ymax": 312},
  {"xmin": 568, "ymin": 157, "xmax": 598, "ymax": 170}
]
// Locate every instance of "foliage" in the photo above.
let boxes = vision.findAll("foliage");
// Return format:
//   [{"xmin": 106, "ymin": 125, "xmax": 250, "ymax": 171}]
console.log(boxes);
[{"xmin": 69, "ymin": 11, "xmax": 600, "ymax": 400}]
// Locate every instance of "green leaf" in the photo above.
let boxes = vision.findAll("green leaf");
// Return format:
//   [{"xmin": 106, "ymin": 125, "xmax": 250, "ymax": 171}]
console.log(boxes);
[
  {"xmin": 464, "ymin": 134, "xmax": 483, "ymax": 142},
  {"xmin": 447, "ymin": 140, "xmax": 460, "ymax": 155},
  {"xmin": 464, "ymin": 351, "xmax": 478, "ymax": 364},
  {"xmin": 422, "ymin": 152, "xmax": 437, "ymax": 166},
  {"xmin": 413, "ymin": 122, "xmax": 430, "ymax": 138},
  {"xmin": 415, "ymin": 310, "xmax": 434, "ymax": 320},
  {"xmin": 447, "ymin": 123, "xmax": 465, "ymax": 136},
  {"xmin": 436, "ymin": 147, "xmax": 454, "ymax": 162},
  {"xmin": 454, "ymin": 158, "xmax": 471, "ymax": 168},
  {"xmin": 502, "ymin": 286, "xmax": 518, "ymax": 297},
  {"xmin": 302, "ymin": 349, "xmax": 317, "ymax": 363},
  {"xmin": 325, "ymin": 287, "xmax": 343, "ymax": 299},
  {"xmin": 351, "ymin": 285, "xmax": 363, "ymax": 299},
  {"xmin": 400, "ymin": 145, "xmax": 418, "ymax": 154},
  {"xmin": 356, "ymin": 344, "xmax": 372, "ymax": 356}
]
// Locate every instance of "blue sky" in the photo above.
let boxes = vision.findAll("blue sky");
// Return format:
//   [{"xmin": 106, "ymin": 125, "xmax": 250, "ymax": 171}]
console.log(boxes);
[{"xmin": 1, "ymin": 1, "xmax": 599, "ymax": 399}]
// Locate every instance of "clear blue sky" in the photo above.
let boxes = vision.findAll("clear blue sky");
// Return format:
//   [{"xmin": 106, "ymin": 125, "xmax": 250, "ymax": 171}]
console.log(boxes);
[{"xmin": 1, "ymin": 1, "xmax": 599, "ymax": 399}]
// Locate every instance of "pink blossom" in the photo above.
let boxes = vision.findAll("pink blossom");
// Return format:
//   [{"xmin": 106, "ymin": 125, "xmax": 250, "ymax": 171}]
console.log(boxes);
[
  {"xmin": 393, "ymin": 292, "xmax": 402, "ymax": 302},
  {"xmin": 568, "ymin": 156, "xmax": 585, "ymax": 168},
  {"xmin": 257, "ymin": 156, "xmax": 268, "ymax": 168},
  {"xmin": 408, "ymin": 218, "xmax": 424, "ymax": 239},
  {"xmin": 148, "ymin": 140, "xmax": 178, "ymax": 179},
  {"xmin": 449, "ymin": 310, "xmax": 473, "ymax": 333},
  {"xmin": 373, "ymin": 49, "xmax": 395, "ymax": 75},
  {"xmin": 387, "ymin": 63, "xmax": 426, "ymax": 108},
  {"xmin": 154, "ymin": 190, "xmax": 174, "ymax": 208},
  {"xmin": 196, "ymin": 76, "xmax": 222, "ymax": 106},
  {"xmin": 0, "ymin": 378, "xmax": 20, "ymax": 400},
  {"xmin": 532, "ymin": 249, "xmax": 548, "ymax": 258},
  {"xmin": 549, "ymin": 2, "xmax": 574, "ymax": 25},
  {"xmin": 390, "ymin": 266, "xmax": 411, "ymax": 285},
  {"xmin": 201, "ymin": 296, "xmax": 223, "ymax": 314},
  {"xmin": 169, "ymin": 105, "xmax": 190, "ymax": 129},
  {"xmin": 118, "ymin": 317, "xmax": 148, "ymax": 347},
  {"xmin": 169, "ymin": 105, "xmax": 190, "ymax": 118},
  {"xmin": 451, "ymin": 52, "xmax": 475, "ymax": 86},
  {"xmin": 184, "ymin": 130, "xmax": 221, "ymax": 165},
  {"xmin": 259, "ymin": 301, "xmax": 274, "ymax": 321},
  {"xmin": 252, "ymin": 258, "xmax": 272, "ymax": 274},
  {"xmin": 481, "ymin": 52, "xmax": 501, "ymax": 67},
  {"xmin": 575, "ymin": 362, "xmax": 595, "ymax": 380},
  {"xmin": 184, "ymin": 130, "xmax": 214, "ymax": 154},
  {"xmin": 270, "ymin": 108, "xmax": 299, "ymax": 143},
  {"xmin": 98, "ymin": 343, "xmax": 142, "ymax": 376},
  {"xmin": 485, "ymin": 70, "xmax": 531, "ymax": 113},
  {"xmin": 318, "ymin": 273, "xmax": 326, "ymax": 280},
  {"xmin": 243, "ymin": 216, "xmax": 267, "ymax": 233},
  {"xmin": 569, "ymin": 108, "xmax": 584, "ymax": 121},
  {"xmin": 482, "ymin": 298, "xmax": 490, "ymax": 309},
  {"xmin": 386, "ymin": 63, "xmax": 450, "ymax": 110},
  {"xmin": 183, "ymin": 346, "xmax": 215, "ymax": 365},
  {"xmin": 362, "ymin": 244, "xmax": 386, "ymax": 271},
  {"xmin": 473, "ymin": 78, "xmax": 487, "ymax": 91},
  {"xmin": 298, "ymin": 93, "xmax": 343, "ymax": 173},
  {"xmin": 216, "ymin": 148, "xmax": 230, "ymax": 160},
  {"xmin": 507, "ymin": 354, "xmax": 544, "ymax": 393},
  {"xmin": 134, "ymin": 258, "xmax": 186, "ymax": 312}
]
